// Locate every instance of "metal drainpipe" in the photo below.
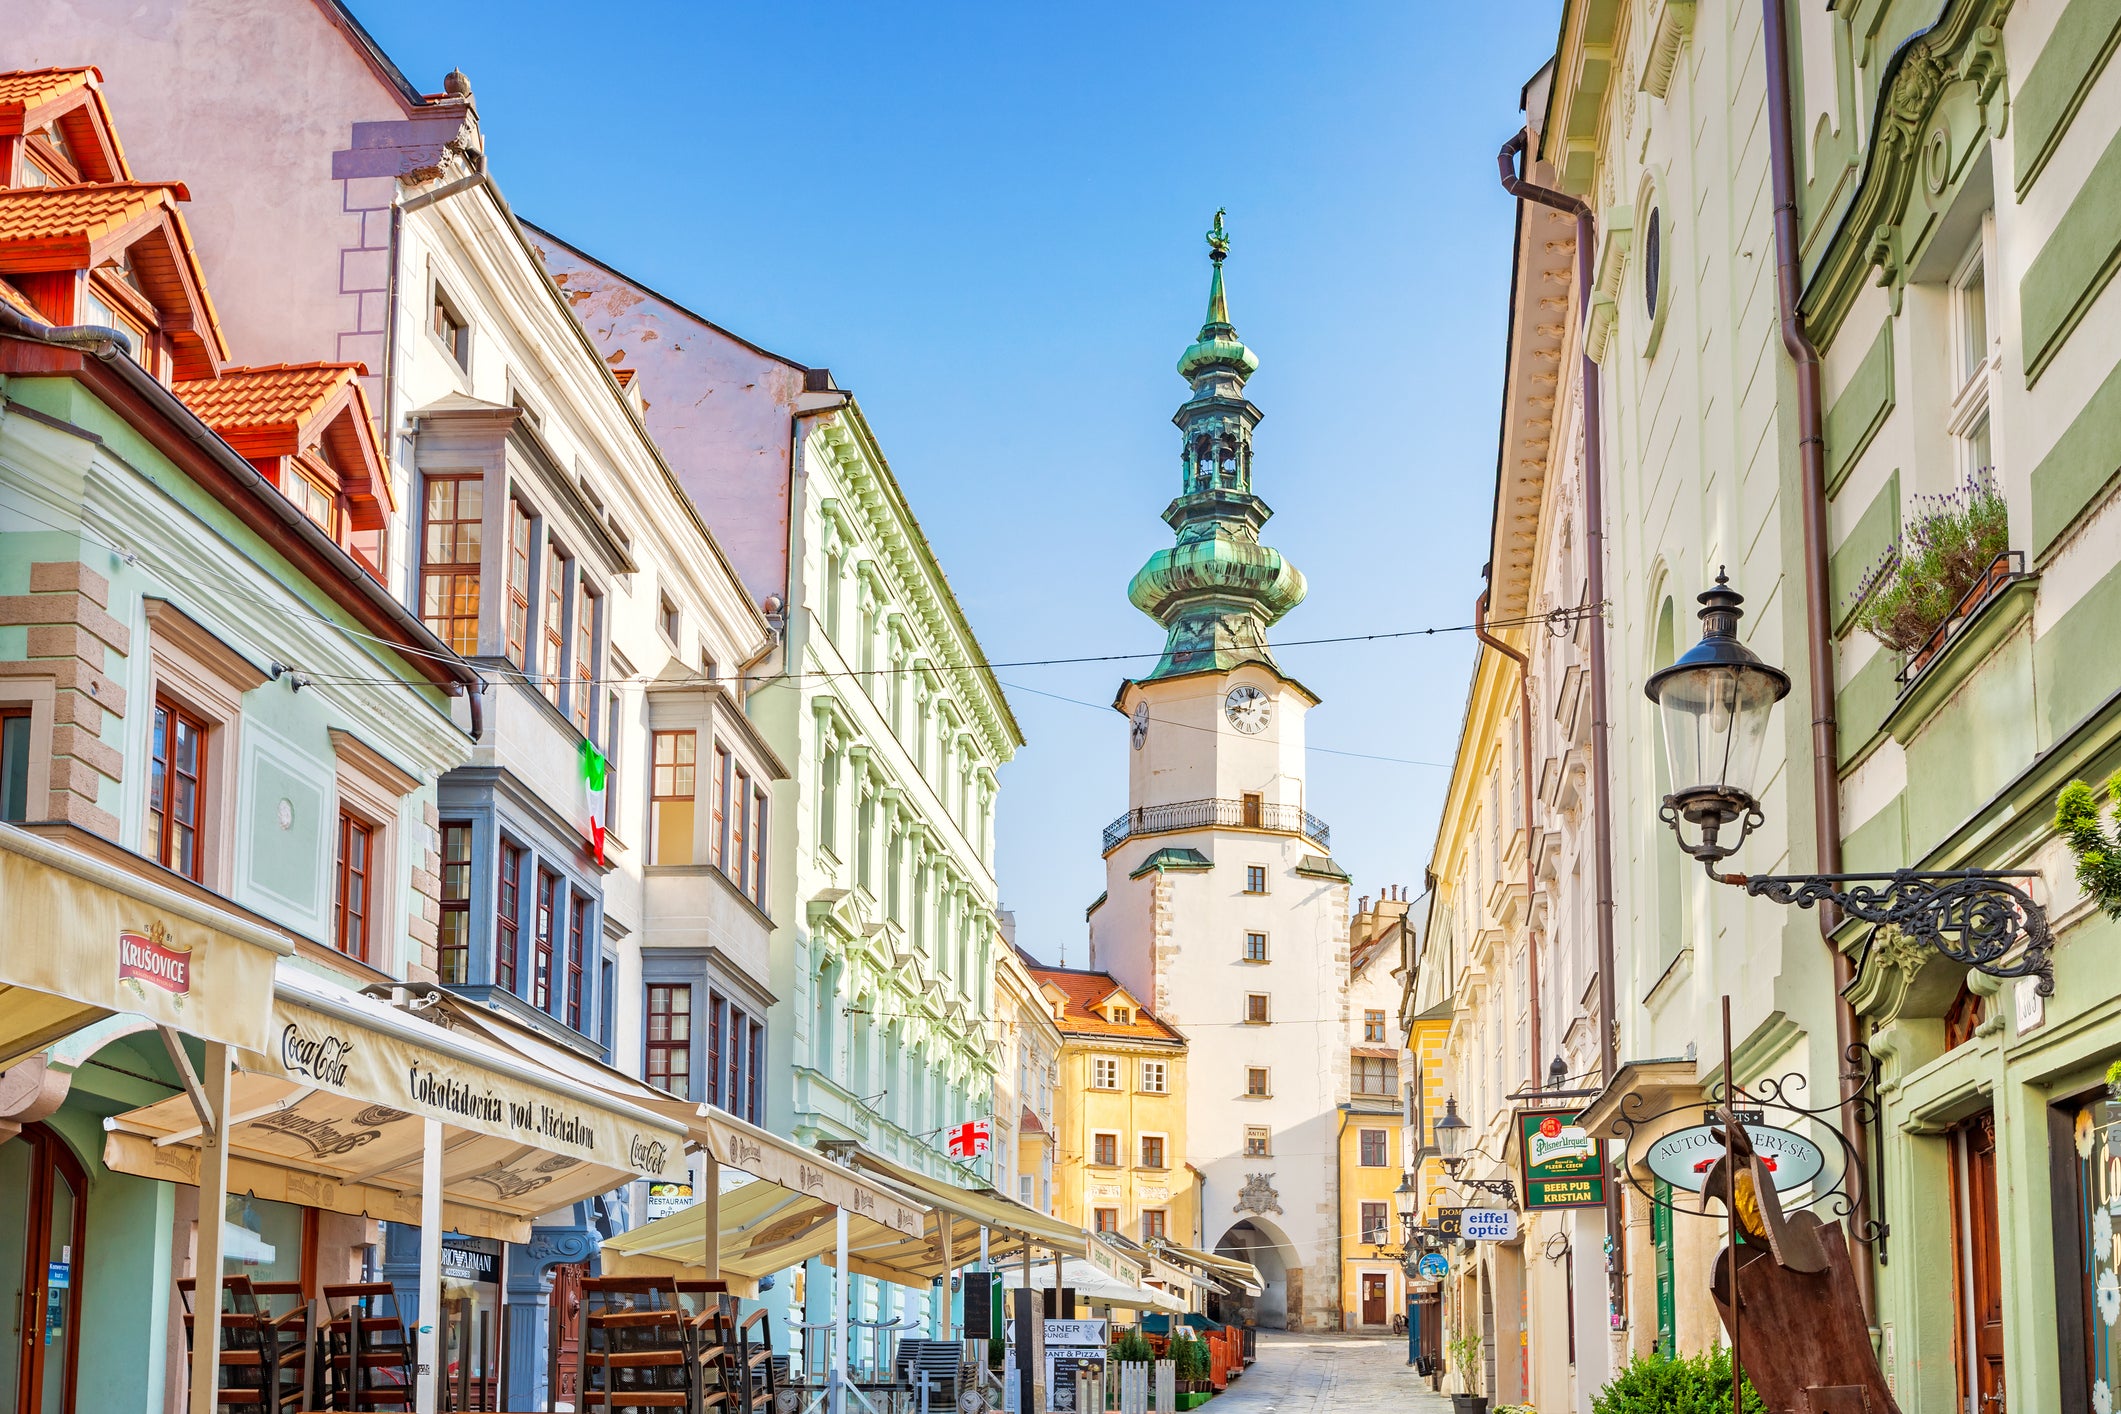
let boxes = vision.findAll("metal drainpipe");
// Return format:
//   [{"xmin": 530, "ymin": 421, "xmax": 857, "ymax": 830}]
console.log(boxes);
[
  {"xmin": 1474, "ymin": 586, "xmax": 1541, "ymax": 1084},
  {"xmin": 1760, "ymin": 0, "xmax": 1876, "ymax": 1320},
  {"xmin": 1497, "ymin": 128, "xmax": 1626, "ymax": 1315}
]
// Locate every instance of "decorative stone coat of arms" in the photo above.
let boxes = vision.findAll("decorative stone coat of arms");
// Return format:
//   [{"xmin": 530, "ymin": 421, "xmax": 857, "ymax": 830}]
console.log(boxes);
[{"xmin": 1233, "ymin": 1173, "xmax": 1282, "ymax": 1217}]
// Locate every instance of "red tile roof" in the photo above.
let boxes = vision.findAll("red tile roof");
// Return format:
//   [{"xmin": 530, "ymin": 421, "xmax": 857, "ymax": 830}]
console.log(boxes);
[
  {"xmin": 172, "ymin": 362, "xmax": 365, "ymax": 435},
  {"xmin": 1028, "ymin": 966, "xmax": 1184, "ymax": 1044},
  {"xmin": 0, "ymin": 68, "xmax": 99, "ymax": 126},
  {"xmin": 0, "ymin": 181, "xmax": 188, "ymax": 252}
]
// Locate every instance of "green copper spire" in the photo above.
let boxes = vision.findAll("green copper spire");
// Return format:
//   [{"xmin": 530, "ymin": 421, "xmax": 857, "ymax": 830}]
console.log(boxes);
[{"xmin": 1128, "ymin": 213, "xmax": 1305, "ymax": 680}]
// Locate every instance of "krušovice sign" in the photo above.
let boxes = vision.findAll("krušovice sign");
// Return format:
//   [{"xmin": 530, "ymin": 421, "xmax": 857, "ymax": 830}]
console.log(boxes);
[
  {"xmin": 1643, "ymin": 1120, "xmax": 1827, "ymax": 1194},
  {"xmin": 1516, "ymin": 1108, "xmax": 1607, "ymax": 1209}
]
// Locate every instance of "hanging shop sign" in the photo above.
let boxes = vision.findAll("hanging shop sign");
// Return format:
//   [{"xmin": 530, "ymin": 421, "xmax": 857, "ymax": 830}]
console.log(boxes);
[
  {"xmin": 1416, "ymin": 1252, "xmax": 1450, "ymax": 1280},
  {"xmin": 440, "ymin": 1243, "xmax": 499, "ymax": 1283},
  {"xmin": 1516, "ymin": 1109, "xmax": 1607, "ymax": 1210},
  {"xmin": 1462, "ymin": 1208, "xmax": 1519, "ymax": 1242},
  {"xmin": 1434, "ymin": 1207, "xmax": 1463, "ymax": 1240},
  {"xmin": 645, "ymin": 1181, "xmax": 696, "ymax": 1221},
  {"xmin": 1643, "ymin": 1121, "xmax": 1827, "ymax": 1194}
]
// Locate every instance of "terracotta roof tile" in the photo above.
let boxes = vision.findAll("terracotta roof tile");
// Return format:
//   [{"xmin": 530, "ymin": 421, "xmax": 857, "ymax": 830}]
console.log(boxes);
[
  {"xmin": 1027, "ymin": 966, "xmax": 1184, "ymax": 1044},
  {"xmin": 172, "ymin": 362, "xmax": 365, "ymax": 435},
  {"xmin": 0, "ymin": 68, "xmax": 97, "ymax": 123},
  {"xmin": 0, "ymin": 181, "xmax": 187, "ymax": 248}
]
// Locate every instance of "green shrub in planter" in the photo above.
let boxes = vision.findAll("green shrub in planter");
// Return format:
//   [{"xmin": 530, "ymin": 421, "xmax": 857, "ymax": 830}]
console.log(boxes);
[
  {"xmin": 1171, "ymin": 1335, "xmax": 1211, "ymax": 1384},
  {"xmin": 1592, "ymin": 1348, "xmax": 1766, "ymax": 1414},
  {"xmin": 1111, "ymin": 1330, "xmax": 1154, "ymax": 1365}
]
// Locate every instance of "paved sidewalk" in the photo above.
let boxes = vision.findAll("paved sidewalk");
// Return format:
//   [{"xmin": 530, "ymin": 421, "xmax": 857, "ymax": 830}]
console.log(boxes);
[{"xmin": 1203, "ymin": 1331, "xmax": 1453, "ymax": 1414}]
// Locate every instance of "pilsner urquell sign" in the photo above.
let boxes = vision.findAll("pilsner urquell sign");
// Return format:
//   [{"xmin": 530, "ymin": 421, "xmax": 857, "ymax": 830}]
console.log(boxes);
[{"xmin": 1517, "ymin": 1109, "xmax": 1606, "ymax": 1209}]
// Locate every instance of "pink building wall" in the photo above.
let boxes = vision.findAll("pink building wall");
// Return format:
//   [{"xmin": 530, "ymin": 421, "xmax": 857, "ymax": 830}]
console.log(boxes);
[
  {"xmin": 527, "ymin": 225, "xmax": 808, "ymax": 608},
  {"xmin": 6, "ymin": 0, "xmax": 469, "ymax": 407}
]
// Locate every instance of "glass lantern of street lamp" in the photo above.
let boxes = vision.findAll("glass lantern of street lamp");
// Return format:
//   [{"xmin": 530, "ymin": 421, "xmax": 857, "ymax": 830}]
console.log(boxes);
[
  {"xmin": 1433, "ymin": 1096, "xmax": 1468, "ymax": 1174},
  {"xmin": 1393, "ymin": 1171, "xmax": 1419, "ymax": 1219},
  {"xmin": 1643, "ymin": 569, "xmax": 1791, "ymax": 865}
]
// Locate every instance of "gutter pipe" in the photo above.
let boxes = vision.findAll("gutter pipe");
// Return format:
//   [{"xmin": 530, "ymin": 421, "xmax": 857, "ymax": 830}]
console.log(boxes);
[
  {"xmin": 1761, "ymin": 0, "xmax": 1875, "ymax": 1319},
  {"xmin": 1497, "ymin": 126, "xmax": 1626, "ymax": 1314},
  {"xmin": 1475, "ymin": 585, "xmax": 1542, "ymax": 1087},
  {"xmin": 0, "ymin": 302, "xmax": 484, "ymax": 737}
]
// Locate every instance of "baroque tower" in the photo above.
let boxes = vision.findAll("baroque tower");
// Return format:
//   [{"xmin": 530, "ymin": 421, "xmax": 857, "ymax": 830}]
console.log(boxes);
[{"xmin": 1089, "ymin": 216, "xmax": 1351, "ymax": 1331}]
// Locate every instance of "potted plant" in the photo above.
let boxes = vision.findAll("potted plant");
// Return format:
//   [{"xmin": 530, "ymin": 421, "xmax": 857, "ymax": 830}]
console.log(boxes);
[
  {"xmin": 1171, "ymin": 1334, "xmax": 1213, "ymax": 1408},
  {"xmin": 2107, "ymin": 1058, "xmax": 2121, "ymax": 1106},
  {"xmin": 1845, "ymin": 469, "xmax": 2010, "ymax": 676},
  {"xmin": 1447, "ymin": 1329, "xmax": 1487, "ymax": 1414},
  {"xmin": 1592, "ymin": 1348, "xmax": 1765, "ymax": 1413}
]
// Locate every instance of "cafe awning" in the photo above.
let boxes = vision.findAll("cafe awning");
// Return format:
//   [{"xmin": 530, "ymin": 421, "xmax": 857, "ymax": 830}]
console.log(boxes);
[
  {"xmin": 601, "ymin": 1175, "xmax": 925, "ymax": 1296},
  {"xmin": 1154, "ymin": 1241, "xmax": 1265, "ymax": 1296},
  {"xmin": 830, "ymin": 1142, "xmax": 1092, "ymax": 1259},
  {"xmin": 1002, "ymin": 1258, "xmax": 1188, "ymax": 1314},
  {"xmin": 102, "ymin": 967, "xmax": 690, "ymax": 1242},
  {"xmin": 0, "ymin": 823, "xmax": 290, "ymax": 1070},
  {"xmin": 419, "ymin": 988, "xmax": 923, "ymax": 1229}
]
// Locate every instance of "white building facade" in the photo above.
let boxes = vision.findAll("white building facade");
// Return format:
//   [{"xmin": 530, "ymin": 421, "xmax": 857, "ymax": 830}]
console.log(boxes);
[{"xmin": 1085, "ymin": 221, "xmax": 1351, "ymax": 1331}]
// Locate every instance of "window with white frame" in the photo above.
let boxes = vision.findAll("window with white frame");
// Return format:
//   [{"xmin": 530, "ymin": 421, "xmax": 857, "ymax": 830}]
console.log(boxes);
[
  {"xmin": 1949, "ymin": 223, "xmax": 1998, "ymax": 480},
  {"xmin": 1243, "ymin": 1126, "xmax": 1271, "ymax": 1157},
  {"xmin": 1138, "ymin": 1133, "xmax": 1166, "ymax": 1169},
  {"xmin": 1091, "ymin": 1056, "xmax": 1120, "ymax": 1090},
  {"xmin": 1139, "ymin": 1059, "xmax": 1167, "ymax": 1094}
]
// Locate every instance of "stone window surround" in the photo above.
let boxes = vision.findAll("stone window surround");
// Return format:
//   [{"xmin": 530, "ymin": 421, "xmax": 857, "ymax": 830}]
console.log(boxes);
[
  {"xmin": 0, "ymin": 678, "xmax": 55, "ymax": 819},
  {"xmin": 1089, "ymin": 1129, "xmax": 1121, "ymax": 1168},
  {"xmin": 1136, "ymin": 1131, "xmax": 1169, "ymax": 1170},
  {"xmin": 329, "ymin": 727, "xmax": 421, "ymax": 976},
  {"xmin": 141, "ymin": 599, "xmax": 266, "ymax": 891}
]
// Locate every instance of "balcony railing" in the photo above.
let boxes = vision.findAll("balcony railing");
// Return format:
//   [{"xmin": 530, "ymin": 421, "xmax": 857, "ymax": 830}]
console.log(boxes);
[{"xmin": 1102, "ymin": 796, "xmax": 1330, "ymax": 853}]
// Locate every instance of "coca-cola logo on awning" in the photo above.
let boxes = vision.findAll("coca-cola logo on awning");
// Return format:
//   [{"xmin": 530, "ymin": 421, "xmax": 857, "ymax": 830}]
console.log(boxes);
[
  {"xmin": 118, "ymin": 924, "xmax": 191, "ymax": 995},
  {"xmin": 281, "ymin": 1023, "xmax": 355, "ymax": 1087}
]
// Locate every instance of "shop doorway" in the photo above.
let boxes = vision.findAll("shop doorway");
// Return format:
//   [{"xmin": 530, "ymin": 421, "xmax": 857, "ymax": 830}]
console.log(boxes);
[
  {"xmin": 1360, "ymin": 1274, "xmax": 1388, "ymax": 1326},
  {"xmin": 1, "ymin": 1122, "xmax": 87, "ymax": 1414},
  {"xmin": 1951, "ymin": 1111, "xmax": 2007, "ymax": 1413}
]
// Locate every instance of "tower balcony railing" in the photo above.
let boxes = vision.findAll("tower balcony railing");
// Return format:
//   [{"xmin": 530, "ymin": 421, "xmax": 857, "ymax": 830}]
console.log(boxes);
[{"xmin": 1102, "ymin": 796, "xmax": 1330, "ymax": 853}]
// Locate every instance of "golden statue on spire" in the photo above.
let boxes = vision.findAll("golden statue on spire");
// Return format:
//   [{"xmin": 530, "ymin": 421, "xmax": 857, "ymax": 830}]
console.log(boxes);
[{"xmin": 1206, "ymin": 208, "xmax": 1230, "ymax": 264}]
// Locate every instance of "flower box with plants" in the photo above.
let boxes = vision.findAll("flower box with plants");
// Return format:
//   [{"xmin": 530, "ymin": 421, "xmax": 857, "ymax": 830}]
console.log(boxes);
[{"xmin": 1844, "ymin": 470, "xmax": 2013, "ymax": 685}]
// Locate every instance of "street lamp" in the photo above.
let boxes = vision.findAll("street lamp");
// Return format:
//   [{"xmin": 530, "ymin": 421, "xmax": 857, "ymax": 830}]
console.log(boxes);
[
  {"xmin": 1432, "ymin": 1099, "xmax": 1519, "ymax": 1206},
  {"xmin": 1432, "ymin": 1097, "xmax": 1467, "ymax": 1166},
  {"xmin": 1649, "ymin": 570, "xmax": 2053, "ymax": 992},
  {"xmin": 1644, "ymin": 570, "xmax": 1789, "ymax": 866}
]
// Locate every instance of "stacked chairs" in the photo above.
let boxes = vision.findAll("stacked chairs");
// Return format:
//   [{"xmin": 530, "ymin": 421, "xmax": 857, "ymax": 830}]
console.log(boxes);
[
  {"xmin": 320, "ymin": 1283, "xmax": 416, "ymax": 1409},
  {"xmin": 177, "ymin": 1275, "xmax": 308, "ymax": 1410},
  {"xmin": 892, "ymin": 1340, "xmax": 967, "ymax": 1414},
  {"xmin": 579, "ymin": 1274, "xmax": 781, "ymax": 1414}
]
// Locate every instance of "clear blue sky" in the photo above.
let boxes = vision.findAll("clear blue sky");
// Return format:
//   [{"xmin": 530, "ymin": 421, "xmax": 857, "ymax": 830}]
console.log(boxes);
[{"xmin": 350, "ymin": 0, "xmax": 1563, "ymax": 965}]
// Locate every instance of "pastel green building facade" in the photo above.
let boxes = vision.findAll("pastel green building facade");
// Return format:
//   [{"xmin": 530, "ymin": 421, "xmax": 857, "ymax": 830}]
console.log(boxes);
[{"xmin": 1533, "ymin": 0, "xmax": 2121, "ymax": 1409}]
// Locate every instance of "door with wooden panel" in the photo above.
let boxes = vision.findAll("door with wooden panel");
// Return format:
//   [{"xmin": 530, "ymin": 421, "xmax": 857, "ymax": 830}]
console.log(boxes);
[
  {"xmin": 1952, "ymin": 1112, "xmax": 2007, "ymax": 1414},
  {"xmin": 1360, "ymin": 1274, "xmax": 1387, "ymax": 1326},
  {"xmin": 1, "ymin": 1124, "xmax": 87, "ymax": 1414}
]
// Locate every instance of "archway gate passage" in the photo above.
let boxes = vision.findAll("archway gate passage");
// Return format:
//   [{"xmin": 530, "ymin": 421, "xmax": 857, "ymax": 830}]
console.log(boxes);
[{"xmin": 1216, "ymin": 1218, "xmax": 1301, "ymax": 1329}]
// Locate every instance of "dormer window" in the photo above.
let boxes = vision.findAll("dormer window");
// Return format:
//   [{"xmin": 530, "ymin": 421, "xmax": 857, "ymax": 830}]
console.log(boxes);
[
  {"xmin": 287, "ymin": 463, "xmax": 337, "ymax": 533},
  {"xmin": 1108, "ymin": 1005, "xmax": 1133, "ymax": 1027}
]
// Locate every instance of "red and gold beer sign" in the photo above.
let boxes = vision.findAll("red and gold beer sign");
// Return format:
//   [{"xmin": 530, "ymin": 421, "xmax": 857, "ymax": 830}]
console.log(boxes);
[{"xmin": 118, "ymin": 921, "xmax": 192, "ymax": 996}]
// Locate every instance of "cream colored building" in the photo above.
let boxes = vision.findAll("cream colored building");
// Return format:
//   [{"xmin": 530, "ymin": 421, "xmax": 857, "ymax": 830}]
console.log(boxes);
[
  {"xmin": 992, "ymin": 934, "xmax": 1061, "ymax": 1214},
  {"xmin": 1337, "ymin": 892, "xmax": 1416, "ymax": 1333}
]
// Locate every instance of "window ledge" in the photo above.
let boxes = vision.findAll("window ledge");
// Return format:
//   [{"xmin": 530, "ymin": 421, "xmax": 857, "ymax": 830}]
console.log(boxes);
[{"xmin": 1884, "ymin": 570, "xmax": 2038, "ymax": 745}]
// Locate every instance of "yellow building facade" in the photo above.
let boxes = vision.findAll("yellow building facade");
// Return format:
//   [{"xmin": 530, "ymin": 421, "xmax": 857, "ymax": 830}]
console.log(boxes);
[{"xmin": 1031, "ymin": 966, "xmax": 1196, "ymax": 1252}]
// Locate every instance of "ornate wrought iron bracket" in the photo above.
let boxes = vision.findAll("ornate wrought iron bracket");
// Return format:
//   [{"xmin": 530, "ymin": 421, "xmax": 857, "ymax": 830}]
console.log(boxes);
[
  {"xmin": 1706, "ymin": 866, "xmax": 2053, "ymax": 995},
  {"xmin": 1454, "ymin": 1177, "xmax": 1519, "ymax": 1206}
]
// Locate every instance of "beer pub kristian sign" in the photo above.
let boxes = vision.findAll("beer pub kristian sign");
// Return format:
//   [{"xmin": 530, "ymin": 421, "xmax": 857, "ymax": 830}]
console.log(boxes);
[{"xmin": 1516, "ymin": 1109, "xmax": 1606, "ymax": 1210}]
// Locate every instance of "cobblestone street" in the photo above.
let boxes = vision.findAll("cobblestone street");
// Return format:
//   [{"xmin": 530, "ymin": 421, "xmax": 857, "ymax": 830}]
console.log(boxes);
[{"xmin": 1208, "ymin": 1333, "xmax": 1453, "ymax": 1414}]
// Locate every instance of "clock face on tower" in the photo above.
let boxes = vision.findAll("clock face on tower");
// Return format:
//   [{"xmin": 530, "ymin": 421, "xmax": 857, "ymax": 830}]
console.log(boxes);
[
  {"xmin": 1225, "ymin": 684, "xmax": 1271, "ymax": 734},
  {"xmin": 1131, "ymin": 702, "xmax": 1150, "ymax": 750}
]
